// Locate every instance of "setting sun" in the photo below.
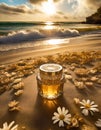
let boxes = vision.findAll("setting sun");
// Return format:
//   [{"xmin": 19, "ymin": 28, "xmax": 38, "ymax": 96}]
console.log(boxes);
[{"xmin": 42, "ymin": 0, "xmax": 56, "ymax": 15}]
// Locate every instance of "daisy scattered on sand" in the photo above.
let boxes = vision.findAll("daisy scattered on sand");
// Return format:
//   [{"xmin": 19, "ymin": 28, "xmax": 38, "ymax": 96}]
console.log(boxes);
[
  {"xmin": 8, "ymin": 100, "xmax": 21, "ymax": 111},
  {"xmin": 8, "ymin": 100, "xmax": 19, "ymax": 108},
  {"xmin": 13, "ymin": 78, "xmax": 22, "ymax": 84},
  {"xmin": 74, "ymin": 81, "xmax": 85, "ymax": 89},
  {"xmin": 95, "ymin": 119, "xmax": 101, "ymax": 127},
  {"xmin": 14, "ymin": 90, "xmax": 24, "ymax": 96},
  {"xmin": 79, "ymin": 99, "xmax": 99, "ymax": 116},
  {"xmin": 67, "ymin": 114, "xmax": 83, "ymax": 129},
  {"xmin": 74, "ymin": 98, "xmax": 80, "ymax": 104},
  {"xmin": 12, "ymin": 82, "xmax": 24, "ymax": 90},
  {"xmin": 52, "ymin": 107, "xmax": 71, "ymax": 127},
  {"xmin": 0, "ymin": 121, "xmax": 18, "ymax": 130},
  {"xmin": 65, "ymin": 74, "xmax": 72, "ymax": 80}
]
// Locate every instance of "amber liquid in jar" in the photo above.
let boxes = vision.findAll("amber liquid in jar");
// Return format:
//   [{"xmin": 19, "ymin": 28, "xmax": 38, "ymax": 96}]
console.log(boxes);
[{"xmin": 37, "ymin": 76, "xmax": 64, "ymax": 99}]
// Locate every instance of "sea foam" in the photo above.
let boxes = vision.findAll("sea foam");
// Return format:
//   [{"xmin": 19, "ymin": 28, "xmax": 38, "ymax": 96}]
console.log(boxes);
[{"xmin": 0, "ymin": 29, "xmax": 79, "ymax": 44}]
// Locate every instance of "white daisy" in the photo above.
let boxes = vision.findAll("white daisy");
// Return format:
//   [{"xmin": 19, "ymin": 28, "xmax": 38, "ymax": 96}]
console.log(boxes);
[
  {"xmin": 80, "ymin": 99, "xmax": 99, "ymax": 116},
  {"xmin": 0, "ymin": 121, "xmax": 18, "ymax": 130},
  {"xmin": 52, "ymin": 107, "xmax": 71, "ymax": 127},
  {"xmin": 95, "ymin": 119, "xmax": 101, "ymax": 127}
]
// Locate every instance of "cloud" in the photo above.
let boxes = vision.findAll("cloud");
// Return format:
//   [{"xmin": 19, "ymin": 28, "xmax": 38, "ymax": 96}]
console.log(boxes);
[
  {"xmin": 57, "ymin": 11, "xmax": 64, "ymax": 15},
  {"xmin": 50, "ymin": 11, "xmax": 69, "ymax": 21},
  {"xmin": 63, "ymin": 15, "xmax": 68, "ymax": 19},
  {"xmin": 86, "ymin": 0, "xmax": 101, "ymax": 8},
  {"xmin": 67, "ymin": 0, "xmax": 101, "ymax": 8},
  {"xmin": 29, "ymin": 0, "xmax": 60, "ymax": 4},
  {"xmin": 66, "ymin": 0, "xmax": 101, "ymax": 20},
  {"xmin": 68, "ymin": 0, "xmax": 101, "ymax": 9},
  {"xmin": 0, "ymin": 3, "xmax": 42, "ymax": 15},
  {"xmin": 57, "ymin": 11, "xmax": 69, "ymax": 19},
  {"xmin": 29, "ymin": 0, "xmax": 46, "ymax": 4}
]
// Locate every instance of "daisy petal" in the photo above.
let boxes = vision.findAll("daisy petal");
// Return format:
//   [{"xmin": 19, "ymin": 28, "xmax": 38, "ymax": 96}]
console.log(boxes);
[
  {"xmin": 87, "ymin": 99, "xmax": 90, "ymax": 104},
  {"xmin": 62, "ymin": 107, "xmax": 65, "ymax": 113},
  {"xmin": 59, "ymin": 120, "xmax": 64, "ymax": 127},
  {"xmin": 90, "ymin": 110, "xmax": 94, "ymax": 115},
  {"xmin": 57, "ymin": 107, "xmax": 62, "ymax": 114},
  {"xmin": 64, "ymin": 109, "xmax": 68, "ymax": 115},
  {"xmin": 8, "ymin": 121, "xmax": 15, "ymax": 128},
  {"xmin": 95, "ymin": 123, "xmax": 101, "ymax": 127},
  {"xmin": 65, "ymin": 114, "xmax": 71, "ymax": 118},
  {"xmin": 82, "ymin": 99, "xmax": 86, "ymax": 104},
  {"xmin": 90, "ymin": 108, "xmax": 99, "ymax": 112},
  {"xmin": 80, "ymin": 99, "xmax": 86, "ymax": 105},
  {"xmin": 52, "ymin": 116, "xmax": 58, "ymax": 120},
  {"xmin": 53, "ymin": 119, "xmax": 59, "ymax": 124},
  {"xmin": 80, "ymin": 106, "xmax": 85, "ymax": 109},
  {"xmin": 54, "ymin": 112, "xmax": 59, "ymax": 117},
  {"xmin": 82, "ymin": 109, "xmax": 89, "ymax": 116},
  {"xmin": 11, "ymin": 125, "xmax": 18, "ymax": 130},
  {"xmin": 91, "ymin": 101, "xmax": 94, "ymax": 105},
  {"xmin": 98, "ymin": 119, "xmax": 101, "ymax": 121},
  {"xmin": 91, "ymin": 104, "xmax": 98, "ymax": 108},
  {"xmin": 64, "ymin": 118, "xmax": 71, "ymax": 125},
  {"xmin": 95, "ymin": 119, "xmax": 101, "ymax": 127}
]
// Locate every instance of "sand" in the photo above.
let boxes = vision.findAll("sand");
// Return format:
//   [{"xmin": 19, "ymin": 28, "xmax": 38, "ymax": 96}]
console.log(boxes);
[
  {"xmin": 0, "ymin": 31, "xmax": 101, "ymax": 64},
  {"xmin": 0, "ymin": 32, "xmax": 101, "ymax": 130}
]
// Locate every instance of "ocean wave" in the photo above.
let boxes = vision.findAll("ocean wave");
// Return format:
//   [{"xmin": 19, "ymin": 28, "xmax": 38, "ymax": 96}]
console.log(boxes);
[{"xmin": 0, "ymin": 29, "xmax": 79, "ymax": 44}]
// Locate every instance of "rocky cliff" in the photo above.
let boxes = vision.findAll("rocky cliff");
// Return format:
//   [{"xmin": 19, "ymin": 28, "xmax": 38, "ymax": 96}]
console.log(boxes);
[{"xmin": 86, "ymin": 7, "xmax": 101, "ymax": 24}]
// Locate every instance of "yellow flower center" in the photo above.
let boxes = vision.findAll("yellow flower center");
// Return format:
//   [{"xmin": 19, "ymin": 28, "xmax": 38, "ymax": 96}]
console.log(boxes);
[
  {"xmin": 59, "ymin": 114, "xmax": 65, "ymax": 120},
  {"xmin": 85, "ymin": 104, "xmax": 91, "ymax": 109}
]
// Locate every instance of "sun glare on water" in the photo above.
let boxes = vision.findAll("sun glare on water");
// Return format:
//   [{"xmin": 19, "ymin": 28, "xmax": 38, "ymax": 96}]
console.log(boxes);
[
  {"xmin": 44, "ymin": 21, "xmax": 54, "ymax": 29},
  {"xmin": 47, "ymin": 39, "xmax": 64, "ymax": 45},
  {"xmin": 42, "ymin": 0, "xmax": 56, "ymax": 15}
]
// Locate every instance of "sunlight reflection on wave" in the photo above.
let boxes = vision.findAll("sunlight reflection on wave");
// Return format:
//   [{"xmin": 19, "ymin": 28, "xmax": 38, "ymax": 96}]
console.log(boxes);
[
  {"xmin": 44, "ymin": 21, "xmax": 55, "ymax": 30},
  {"xmin": 46, "ymin": 39, "xmax": 69, "ymax": 45},
  {"xmin": 45, "ymin": 21, "xmax": 54, "ymax": 25},
  {"xmin": 44, "ymin": 25, "xmax": 54, "ymax": 30}
]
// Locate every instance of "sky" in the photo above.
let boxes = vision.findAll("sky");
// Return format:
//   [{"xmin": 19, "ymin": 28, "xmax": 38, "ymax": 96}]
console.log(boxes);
[{"xmin": 0, "ymin": 0, "xmax": 101, "ymax": 22}]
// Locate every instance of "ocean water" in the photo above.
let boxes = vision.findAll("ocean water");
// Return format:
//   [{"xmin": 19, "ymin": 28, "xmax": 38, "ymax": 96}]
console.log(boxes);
[{"xmin": 0, "ymin": 22, "xmax": 101, "ymax": 51}]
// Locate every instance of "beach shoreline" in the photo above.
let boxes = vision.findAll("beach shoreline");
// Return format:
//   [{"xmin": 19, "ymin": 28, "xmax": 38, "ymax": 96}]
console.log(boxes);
[{"xmin": 0, "ymin": 31, "xmax": 101, "ymax": 64}]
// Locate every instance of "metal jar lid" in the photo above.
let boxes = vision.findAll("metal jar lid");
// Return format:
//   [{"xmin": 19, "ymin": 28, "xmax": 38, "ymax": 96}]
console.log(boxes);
[{"xmin": 39, "ymin": 63, "xmax": 63, "ymax": 80}]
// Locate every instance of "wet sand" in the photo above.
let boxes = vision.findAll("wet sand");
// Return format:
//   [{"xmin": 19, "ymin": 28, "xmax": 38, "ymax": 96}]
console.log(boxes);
[{"xmin": 0, "ymin": 31, "xmax": 101, "ymax": 64}]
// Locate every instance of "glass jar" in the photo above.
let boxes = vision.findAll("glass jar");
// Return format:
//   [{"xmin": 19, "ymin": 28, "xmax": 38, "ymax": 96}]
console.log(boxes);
[{"xmin": 36, "ymin": 63, "xmax": 65, "ymax": 99}]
